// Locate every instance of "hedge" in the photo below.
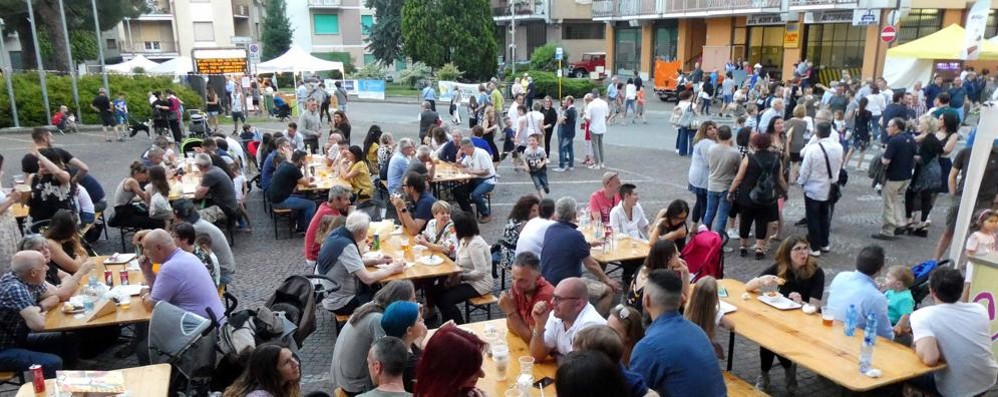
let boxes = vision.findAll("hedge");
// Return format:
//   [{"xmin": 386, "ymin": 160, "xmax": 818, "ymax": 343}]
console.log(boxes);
[
  {"xmin": 521, "ymin": 71, "xmax": 604, "ymax": 100},
  {"xmin": 0, "ymin": 73, "xmax": 203, "ymax": 128}
]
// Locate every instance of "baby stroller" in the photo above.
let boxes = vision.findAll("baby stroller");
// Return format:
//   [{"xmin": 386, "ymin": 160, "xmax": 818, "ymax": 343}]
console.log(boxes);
[
  {"xmin": 266, "ymin": 275, "xmax": 338, "ymax": 348},
  {"xmin": 273, "ymin": 102, "xmax": 293, "ymax": 122},
  {"xmin": 179, "ymin": 138, "xmax": 204, "ymax": 156},
  {"xmin": 148, "ymin": 300, "xmax": 226, "ymax": 396},
  {"xmin": 682, "ymin": 228, "xmax": 729, "ymax": 282},
  {"xmin": 188, "ymin": 109, "xmax": 210, "ymax": 138}
]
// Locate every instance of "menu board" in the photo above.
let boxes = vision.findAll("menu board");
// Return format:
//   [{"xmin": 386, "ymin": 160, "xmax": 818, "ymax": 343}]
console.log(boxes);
[{"xmin": 192, "ymin": 48, "xmax": 248, "ymax": 75}]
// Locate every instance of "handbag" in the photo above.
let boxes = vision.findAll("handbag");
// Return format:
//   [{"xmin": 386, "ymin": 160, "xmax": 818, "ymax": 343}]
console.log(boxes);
[
  {"xmin": 677, "ymin": 101, "xmax": 696, "ymax": 129},
  {"xmin": 913, "ymin": 156, "xmax": 943, "ymax": 192},
  {"xmin": 817, "ymin": 143, "xmax": 842, "ymax": 204}
]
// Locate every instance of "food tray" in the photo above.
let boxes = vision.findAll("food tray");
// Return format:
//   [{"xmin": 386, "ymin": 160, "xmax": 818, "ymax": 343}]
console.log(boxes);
[{"xmin": 757, "ymin": 293, "xmax": 802, "ymax": 310}]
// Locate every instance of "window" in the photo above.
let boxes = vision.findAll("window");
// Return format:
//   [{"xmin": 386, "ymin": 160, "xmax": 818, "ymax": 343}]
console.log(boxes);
[
  {"xmin": 193, "ymin": 22, "xmax": 214, "ymax": 42},
  {"xmin": 562, "ymin": 23, "xmax": 604, "ymax": 40},
  {"xmin": 106, "ymin": 39, "xmax": 117, "ymax": 50},
  {"xmin": 804, "ymin": 24, "xmax": 865, "ymax": 72},
  {"xmin": 361, "ymin": 15, "xmax": 374, "ymax": 35},
  {"xmin": 395, "ymin": 57, "xmax": 407, "ymax": 72},
  {"xmin": 986, "ymin": 10, "xmax": 998, "ymax": 39},
  {"xmin": 313, "ymin": 14, "xmax": 340, "ymax": 35},
  {"xmin": 614, "ymin": 27, "xmax": 641, "ymax": 76},
  {"xmin": 747, "ymin": 26, "xmax": 784, "ymax": 79},
  {"xmin": 144, "ymin": 41, "xmax": 162, "ymax": 51},
  {"xmin": 364, "ymin": 53, "xmax": 377, "ymax": 65},
  {"xmin": 897, "ymin": 9, "xmax": 942, "ymax": 44}
]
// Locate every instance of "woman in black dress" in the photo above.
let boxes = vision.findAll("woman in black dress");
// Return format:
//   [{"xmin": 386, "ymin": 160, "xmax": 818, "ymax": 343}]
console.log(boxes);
[
  {"xmin": 728, "ymin": 132, "xmax": 787, "ymax": 260},
  {"xmin": 27, "ymin": 148, "xmax": 74, "ymax": 225},
  {"xmin": 542, "ymin": 96, "xmax": 559, "ymax": 158}
]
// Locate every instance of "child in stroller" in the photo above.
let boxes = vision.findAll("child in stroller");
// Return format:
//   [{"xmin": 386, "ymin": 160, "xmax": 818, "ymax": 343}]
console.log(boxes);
[{"xmin": 188, "ymin": 109, "xmax": 211, "ymax": 137}]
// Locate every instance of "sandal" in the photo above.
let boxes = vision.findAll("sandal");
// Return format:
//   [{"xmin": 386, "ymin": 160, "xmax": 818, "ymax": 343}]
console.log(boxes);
[
  {"xmin": 755, "ymin": 248, "xmax": 765, "ymax": 260},
  {"xmin": 739, "ymin": 247, "xmax": 748, "ymax": 257}
]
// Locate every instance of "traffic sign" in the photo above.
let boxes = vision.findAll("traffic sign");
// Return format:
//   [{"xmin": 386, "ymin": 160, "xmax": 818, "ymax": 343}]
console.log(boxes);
[
  {"xmin": 881, "ymin": 25, "xmax": 897, "ymax": 42},
  {"xmin": 248, "ymin": 43, "xmax": 261, "ymax": 60},
  {"xmin": 555, "ymin": 47, "xmax": 563, "ymax": 61}
]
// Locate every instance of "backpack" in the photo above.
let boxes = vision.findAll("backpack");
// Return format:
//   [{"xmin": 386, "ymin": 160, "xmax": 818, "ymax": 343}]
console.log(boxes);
[{"xmin": 749, "ymin": 154, "xmax": 779, "ymax": 206}]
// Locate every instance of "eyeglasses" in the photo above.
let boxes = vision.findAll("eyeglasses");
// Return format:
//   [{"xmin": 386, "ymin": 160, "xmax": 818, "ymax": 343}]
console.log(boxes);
[
  {"xmin": 791, "ymin": 245, "xmax": 810, "ymax": 252},
  {"xmin": 552, "ymin": 295, "xmax": 582, "ymax": 304}
]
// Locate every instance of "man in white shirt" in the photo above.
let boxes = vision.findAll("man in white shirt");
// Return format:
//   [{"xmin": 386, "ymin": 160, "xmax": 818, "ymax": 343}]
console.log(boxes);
[
  {"xmin": 909, "ymin": 267, "xmax": 998, "ymax": 397},
  {"xmin": 528, "ymin": 277, "xmax": 607, "ymax": 361},
  {"xmin": 508, "ymin": 94, "xmax": 524, "ymax": 133},
  {"xmin": 797, "ymin": 122, "xmax": 842, "ymax": 256},
  {"xmin": 526, "ymin": 102, "xmax": 546, "ymax": 138},
  {"xmin": 459, "ymin": 138, "xmax": 497, "ymax": 223},
  {"xmin": 585, "ymin": 90, "xmax": 610, "ymax": 169},
  {"xmin": 516, "ymin": 198, "xmax": 556, "ymax": 258},
  {"xmin": 608, "ymin": 183, "xmax": 649, "ymax": 285},
  {"xmin": 758, "ymin": 98, "xmax": 784, "ymax": 133}
]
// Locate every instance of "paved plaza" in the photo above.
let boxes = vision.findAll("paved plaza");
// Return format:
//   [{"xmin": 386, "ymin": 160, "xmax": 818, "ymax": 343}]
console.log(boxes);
[{"xmin": 0, "ymin": 97, "xmax": 985, "ymax": 396}]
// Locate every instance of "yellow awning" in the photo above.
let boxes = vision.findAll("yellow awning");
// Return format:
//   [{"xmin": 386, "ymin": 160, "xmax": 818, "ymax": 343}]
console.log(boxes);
[{"xmin": 887, "ymin": 24, "xmax": 998, "ymax": 60}]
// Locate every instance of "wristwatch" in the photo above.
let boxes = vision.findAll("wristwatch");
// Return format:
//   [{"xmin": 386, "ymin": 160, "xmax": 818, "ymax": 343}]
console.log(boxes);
[{"xmin": 400, "ymin": 208, "xmax": 408, "ymax": 213}]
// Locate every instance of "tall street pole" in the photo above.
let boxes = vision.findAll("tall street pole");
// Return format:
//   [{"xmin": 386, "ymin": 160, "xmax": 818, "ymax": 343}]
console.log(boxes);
[
  {"xmin": 0, "ymin": 18, "xmax": 20, "ymax": 127},
  {"xmin": 26, "ymin": 0, "xmax": 52, "ymax": 123},
  {"xmin": 58, "ymin": 0, "xmax": 81, "ymax": 124},
  {"xmin": 510, "ymin": 0, "xmax": 516, "ymax": 76},
  {"xmin": 91, "ymin": 0, "xmax": 109, "ymax": 95}
]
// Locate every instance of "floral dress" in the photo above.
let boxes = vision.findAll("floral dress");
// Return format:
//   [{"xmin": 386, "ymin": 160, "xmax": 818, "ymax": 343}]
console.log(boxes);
[
  {"xmin": 497, "ymin": 219, "xmax": 525, "ymax": 269},
  {"xmin": 0, "ymin": 189, "xmax": 19, "ymax": 271},
  {"xmin": 421, "ymin": 219, "xmax": 457, "ymax": 258}
]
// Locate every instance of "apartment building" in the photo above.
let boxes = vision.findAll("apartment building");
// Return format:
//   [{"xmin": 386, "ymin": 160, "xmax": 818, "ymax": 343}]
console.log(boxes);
[
  {"xmin": 286, "ymin": 0, "xmax": 380, "ymax": 70},
  {"xmin": 592, "ymin": 0, "xmax": 998, "ymax": 84},
  {"xmin": 109, "ymin": 0, "xmax": 266, "ymax": 61},
  {"xmin": 493, "ymin": 0, "xmax": 607, "ymax": 64}
]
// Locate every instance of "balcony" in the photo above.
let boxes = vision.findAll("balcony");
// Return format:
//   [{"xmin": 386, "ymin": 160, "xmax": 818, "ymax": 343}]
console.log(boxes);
[
  {"xmin": 232, "ymin": 0, "xmax": 250, "ymax": 18},
  {"xmin": 788, "ymin": 0, "xmax": 857, "ymax": 9},
  {"xmin": 309, "ymin": 0, "xmax": 342, "ymax": 7},
  {"xmin": 492, "ymin": 0, "xmax": 548, "ymax": 21},
  {"xmin": 593, "ymin": 0, "xmax": 780, "ymax": 19},
  {"xmin": 138, "ymin": 0, "xmax": 173, "ymax": 20}
]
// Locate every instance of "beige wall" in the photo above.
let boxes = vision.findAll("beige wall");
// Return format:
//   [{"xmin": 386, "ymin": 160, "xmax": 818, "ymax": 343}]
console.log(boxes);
[
  {"xmin": 544, "ymin": 24, "xmax": 606, "ymax": 63},
  {"xmin": 552, "ymin": 0, "xmax": 593, "ymax": 20},
  {"xmin": 174, "ymin": 0, "xmax": 239, "ymax": 54}
]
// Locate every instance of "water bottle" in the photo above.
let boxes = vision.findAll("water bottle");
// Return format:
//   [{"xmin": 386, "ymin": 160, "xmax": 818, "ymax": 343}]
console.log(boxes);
[
  {"xmin": 859, "ymin": 313, "xmax": 876, "ymax": 373},
  {"xmin": 83, "ymin": 276, "xmax": 99, "ymax": 313},
  {"xmin": 844, "ymin": 304, "xmax": 858, "ymax": 337}
]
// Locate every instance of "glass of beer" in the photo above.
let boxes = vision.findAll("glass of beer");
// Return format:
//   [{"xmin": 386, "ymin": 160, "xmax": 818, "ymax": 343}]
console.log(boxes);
[{"xmin": 821, "ymin": 306, "xmax": 834, "ymax": 327}]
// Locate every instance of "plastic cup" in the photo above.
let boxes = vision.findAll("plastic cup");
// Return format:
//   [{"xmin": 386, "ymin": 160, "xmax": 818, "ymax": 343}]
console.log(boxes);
[
  {"xmin": 492, "ymin": 344, "xmax": 509, "ymax": 381},
  {"xmin": 504, "ymin": 389, "xmax": 524, "ymax": 397},
  {"xmin": 518, "ymin": 356, "xmax": 534, "ymax": 375},
  {"xmin": 821, "ymin": 306, "xmax": 834, "ymax": 327}
]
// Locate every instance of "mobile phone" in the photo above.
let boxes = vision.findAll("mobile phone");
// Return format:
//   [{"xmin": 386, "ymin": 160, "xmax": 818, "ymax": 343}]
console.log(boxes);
[
  {"xmin": 718, "ymin": 286, "xmax": 729, "ymax": 298},
  {"xmin": 534, "ymin": 376, "xmax": 555, "ymax": 389}
]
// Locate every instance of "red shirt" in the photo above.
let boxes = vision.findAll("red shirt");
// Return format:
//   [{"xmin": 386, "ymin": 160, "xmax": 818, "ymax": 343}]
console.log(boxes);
[
  {"xmin": 513, "ymin": 276, "xmax": 555, "ymax": 328},
  {"xmin": 303, "ymin": 202, "xmax": 343, "ymax": 261},
  {"xmin": 589, "ymin": 188, "xmax": 620, "ymax": 224}
]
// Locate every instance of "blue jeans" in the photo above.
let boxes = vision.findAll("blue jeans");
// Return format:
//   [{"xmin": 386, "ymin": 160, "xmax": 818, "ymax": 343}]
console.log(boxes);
[
  {"xmin": 703, "ymin": 190, "xmax": 732, "ymax": 232},
  {"xmin": 0, "ymin": 332, "xmax": 77, "ymax": 378},
  {"xmin": 558, "ymin": 135, "xmax": 575, "ymax": 168},
  {"xmin": 469, "ymin": 179, "xmax": 495, "ymax": 217},
  {"xmin": 530, "ymin": 170, "xmax": 549, "ymax": 193},
  {"xmin": 273, "ymin": 194, "xmax": 316, "ymax": 231},
  {"xmin": 678, "ymin": 127, "xmax": 694, "ymax": 156}
]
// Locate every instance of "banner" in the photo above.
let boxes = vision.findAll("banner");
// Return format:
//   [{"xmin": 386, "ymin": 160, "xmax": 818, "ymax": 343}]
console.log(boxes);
[
  {"xmin": 964, "ymin": 0, "xmax": 992, "ymax": 60},
  {"xmin": 437, "ymin": 81, "xmax": 484, "ymax": 104},
  {"xmin": 357, "ymin": 80, "xmax": 386, "ymax": 100},
  {"xmin": 967, "ymin": 254, "xmax": 998, "ymax": 360}
]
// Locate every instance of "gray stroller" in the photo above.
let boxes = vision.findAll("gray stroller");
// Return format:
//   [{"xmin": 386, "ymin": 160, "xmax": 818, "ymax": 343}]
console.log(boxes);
[{"xmin": 148, "ymin": 301, "xmax": 221, "ymax": 396}]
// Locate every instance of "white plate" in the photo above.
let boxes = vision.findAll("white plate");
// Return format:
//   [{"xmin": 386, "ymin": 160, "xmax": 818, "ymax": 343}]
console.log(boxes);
[
  {"xmin": 718, "ymin": 300, "xmax": 737, "ymax": 315},
  {"xmin": 419, "ymin": 255, "xmax": 444, "ymax": 266},
  {"xmin": 756, "ymin": 293, "xmax": 802, "ymax": 310},
  {"xmin": 362, "ymin": 252, "xmax": 384, "ymax": 261},
  {"xmin": 110, "ymin": 285, "xmax": 144, "ymax": 297}
]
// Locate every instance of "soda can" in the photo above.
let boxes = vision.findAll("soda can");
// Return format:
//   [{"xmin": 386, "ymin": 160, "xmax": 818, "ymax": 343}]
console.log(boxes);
[
  {"xmin": 104, "ymin": 270, "xmax": 114, "ymax": 286},
  {"xmin": 30, "ymin": 364, "xmax": 45, "ymax": 394},
  {"xmin": 120, "ymin": 271, "xmax": 129, "ymax": 286}
]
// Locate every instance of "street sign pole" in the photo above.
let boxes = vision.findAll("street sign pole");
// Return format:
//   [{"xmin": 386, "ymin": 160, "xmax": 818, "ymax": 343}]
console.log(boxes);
[{"xmin": 556, "ymin": 47, "xmax": 563, "ymax": 99}]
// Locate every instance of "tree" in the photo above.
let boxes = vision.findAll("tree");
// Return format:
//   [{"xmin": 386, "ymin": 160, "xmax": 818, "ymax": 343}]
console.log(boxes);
[
  {"xmin": 260, "ymin": 0, "xmax": 293, "ymax": 61},
  {"xmin": 364, "ymin": 0, "xmax": 404, "ymax": 66},
  {"xmin": 401, "ymin": 0, "xmax": 498, "ymax": 81},
  {"xmin": 0, "ymin": 0, "xmax": 148, "ymax": 71}
]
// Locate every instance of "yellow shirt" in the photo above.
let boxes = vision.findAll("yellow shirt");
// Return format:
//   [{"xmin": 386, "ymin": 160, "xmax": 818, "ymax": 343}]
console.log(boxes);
[
  {"xmin": 366, "ymin": 143, "xmax": 380, "ymax": 172},
  {"xmin": 348, "ymin": 160, "xmax": 373, "ymax": 199}
]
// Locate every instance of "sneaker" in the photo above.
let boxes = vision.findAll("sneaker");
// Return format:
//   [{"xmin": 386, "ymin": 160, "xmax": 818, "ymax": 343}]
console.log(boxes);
[
  {"xmin": 552, "ymin": 167, "xmax": 567, "ymax": 172},
  {"xmin": 568, "ymin": 167, "xmax": 574, "ymax": 171},
  {"xmin": 478, "ymin": 215, "xmax": 492, "ymax": 224},
  {"xmin": 794, "ymin": 218, "xmax": 807, "ymax": 227},
  {"xmin": 755, "ymin": 373, "xmax": 771, "ymax": 391},
  {"xmin": 727, "ymin": 229, "xmax": 740, "ymax": 239},
  {"xmin": 587, "ymin": 164, "xmax": 598, "ymax": 169},
  {"xmin": 809, "ymin": 250, "xmax": 821, "ymax": 257},
  {"xmin": 821, "ymin": 246, "xmax": 831, "ymax": 253}
]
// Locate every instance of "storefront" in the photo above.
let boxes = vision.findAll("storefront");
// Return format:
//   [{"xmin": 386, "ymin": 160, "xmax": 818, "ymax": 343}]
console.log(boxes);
[
  {"xmin": 746, "ymin": 14, "xmax": 785, "ymax": 80},
  {"xmin": 614, "ymin": 24, "xmax": 642, "ymax": 76},
  {"xmin": 804, "ymin": 11, "xmax": 866, "ymax": 85}
]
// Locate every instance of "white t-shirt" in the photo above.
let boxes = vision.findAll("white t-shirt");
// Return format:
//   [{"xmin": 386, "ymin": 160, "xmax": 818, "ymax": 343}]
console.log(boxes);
[
  {"xmin": 625, "ymin": 84, "xmax": 637, "ymax": 100},
  {"xmin": 964, "ymin": 231, "xmax": 997, "ymax": 282},
  {"xmin": 508, "ymin": 103, "xmax": 521, "ymax": 130},
  {"xmin": 515, "ymin": 217, "xmax": 556, "ymax": 258},
  {"xmin": 910, "ymin": 302, "xmax": 998, "ymax": 397},
  {"xmin": 609, "ymin": 202, "xmax": 649, "ymax": 240},
  {"xmin": 587, "ymin": 98, "xmax": 610, "ymax": 134},
  {"xmin": 461, "ymin": 148, "xmax": 496, "ymax": 184},
  {"xmin": 527, "ymin": 111, "xmax": 545, "ymax": 137},
  {"xmin": 543, "ymin": 302, "xmax": 607, "ymax": 356},
  {"xmin": 75, "ymin": 185, "xmax": 95, "ymax": 215},
  {"xmin": 232, "ymin": 174, "xmax": 246, "ymax": 202}
]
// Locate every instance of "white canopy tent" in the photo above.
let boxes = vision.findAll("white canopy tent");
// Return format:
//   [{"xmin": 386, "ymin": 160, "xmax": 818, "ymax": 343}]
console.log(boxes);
[
  {"xmin": 256, "ymin": 46, "xmax": 345, "ymax": 74},
  {"xmin": 106, "ymin": 55, "xmax": 160, "ymax": 74},
  {"xmin": 147, "ymin": 56, "xmax": 194, "ymax": 76}
]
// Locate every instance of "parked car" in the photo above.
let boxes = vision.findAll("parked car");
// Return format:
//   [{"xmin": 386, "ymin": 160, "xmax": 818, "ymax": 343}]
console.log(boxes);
[{"xmin": 569, "ymin": 52, "xmax": 606, "ymax": 79}]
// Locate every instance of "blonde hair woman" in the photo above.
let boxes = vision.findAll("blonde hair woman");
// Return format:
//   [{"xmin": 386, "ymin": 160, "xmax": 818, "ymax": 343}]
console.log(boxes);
[{"xmin": 414, "ymin": 201, "xmax": 457, "ymax": 258}]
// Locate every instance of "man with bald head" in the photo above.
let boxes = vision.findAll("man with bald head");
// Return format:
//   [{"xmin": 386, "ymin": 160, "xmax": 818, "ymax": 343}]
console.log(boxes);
[
  {"xmin": 528, "ymin": 277, "xmax": 607, "ymax": 362},
  {"xmin": 0, "ymin": 251, "xmax": 80, "ymax": 377},
  {"xmin": 137, "ymin": 229, "xmax": 223, "ymax": 318}
]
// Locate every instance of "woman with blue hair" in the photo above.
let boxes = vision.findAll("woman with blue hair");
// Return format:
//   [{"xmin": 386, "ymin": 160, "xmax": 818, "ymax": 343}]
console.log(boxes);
[{"xmin": 380, "ymin": 301, "xmax": 427, "ymax": 392}]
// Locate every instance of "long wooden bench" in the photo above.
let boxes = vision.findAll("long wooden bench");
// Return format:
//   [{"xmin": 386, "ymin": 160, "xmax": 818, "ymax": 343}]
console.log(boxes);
[
  {"xmin": 464, "ymin": 293, "xmax": 499, "ymax": 321},
  {"xmin": 723, "ymin": 371, "xmax": 769, "ymax": 396}
]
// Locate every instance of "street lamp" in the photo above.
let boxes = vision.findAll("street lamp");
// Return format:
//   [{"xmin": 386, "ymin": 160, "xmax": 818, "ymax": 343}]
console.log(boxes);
[
  {"xmin": 510, "ymin": 0, "xmax": 517, "ymax": 76},
  {"xmin": 0, "ymin": 18, "xmax": 19, "ymax": 127}
]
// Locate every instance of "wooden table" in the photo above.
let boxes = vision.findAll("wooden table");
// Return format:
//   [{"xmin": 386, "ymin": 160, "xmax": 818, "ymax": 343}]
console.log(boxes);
[
  {"xmin": 298, "ymin": 157, "xmax": 351, "ymax": 192},
  {"xmin": 16, "ymin": 363, "xmax": 171, "ymax": 397},
  {"xmin": 579, "ymin": 225, "xmax": 650, "ymax": 263},
  {"xmin": 428, "ymin": 319, "xmax": 558, "ymax": 396},
  {"xmin": 44, "ymin": 256, "xmax": 153, "ymax": 332},
  {"xmin": 168, "ymin": 171, "xmax": 201, "ymax": 201},
  {"xmin": 432, "ymin": 161, "xmax": 475, "ymax": 184},
  {"xmin": 364, "ymin": 221, "xmax": 461, "ymax": 282},
  {"xmin": 719, "ymin": 279, "xmax": 943, "ymax": 392}
]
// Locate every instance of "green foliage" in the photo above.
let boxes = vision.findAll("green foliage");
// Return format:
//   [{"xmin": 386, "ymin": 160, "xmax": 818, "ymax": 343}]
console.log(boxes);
[
  {"xmin": 401, "ymin": 0, "xmax": 497, "ymax": 81},
  {"xmin": 398, "ymin": 62, "xmax": 432, "ymax": 89},
  {"xmin": 364, "ymin": 0, "xmax": 405, "ymax": 66},
  {"xmin": 261, "ymin": 0, "xmax": 294, "ymax": 61},
  {"xmin": 526, "ymin": 71, "xmax": 602, "ymax": 99},
  {"xmin": 0, "ymin": 73, "xmax": 201, "ymax": 128},
  {"xmin": 352, "ymin": 62, "xmax": 386, "ymax": 80},
  {"xmin": 530, "ymin": 44, "xmax": 567, "ymax": 73},
  {"xmin": 37, "ymin": 30, "xmax": 99, "ymax": 63},
  {"xmin": 434, "ymin": 63, "xmax": 463, "ymax": 82},
  {"xmin": 312, "ymin": 52, "xmax": 355, "ymax": 79}
]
